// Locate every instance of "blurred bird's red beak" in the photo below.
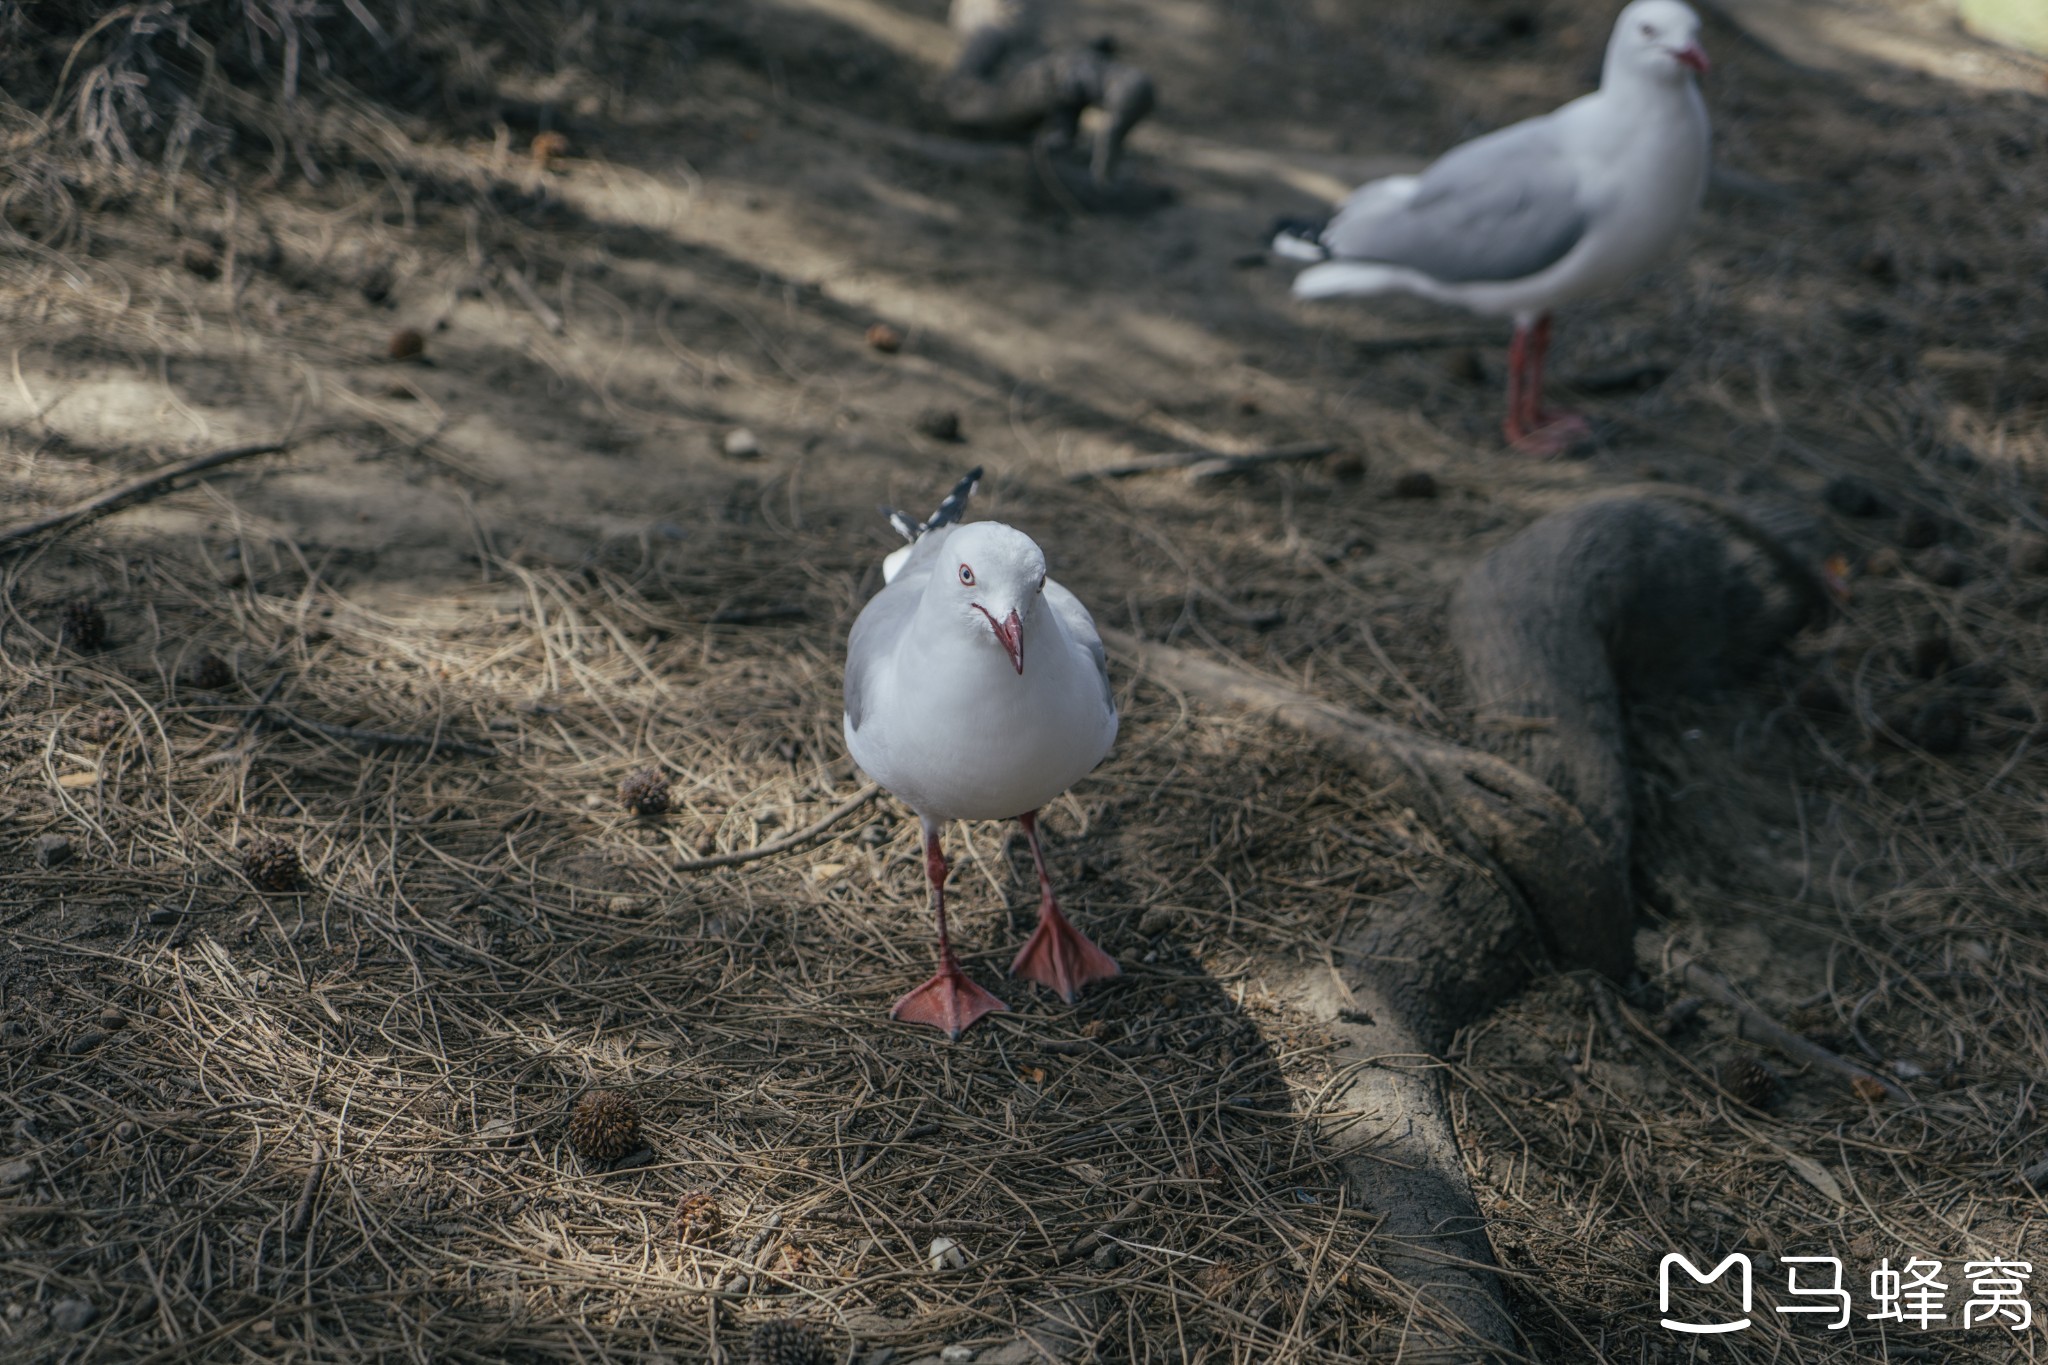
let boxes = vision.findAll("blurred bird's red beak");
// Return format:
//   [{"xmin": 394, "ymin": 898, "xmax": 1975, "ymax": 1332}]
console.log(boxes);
[
  {"xmin": 983, "ymin": 607, "xmax": 1024, "ymax": 673},
  {"xmin": 1675, "ymin": 42, "xmax": 1710, "ymax": 73}
]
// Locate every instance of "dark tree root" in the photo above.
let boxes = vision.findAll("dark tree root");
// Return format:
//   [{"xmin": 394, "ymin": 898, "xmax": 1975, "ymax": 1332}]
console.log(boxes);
[
  {"xmin": 1450, "ymin": 488, "xmax": 1832, "ymax": 960},
  {"xmin": 1090, "ymin": 499, "xmax": 1825, "ymax": 1357}
]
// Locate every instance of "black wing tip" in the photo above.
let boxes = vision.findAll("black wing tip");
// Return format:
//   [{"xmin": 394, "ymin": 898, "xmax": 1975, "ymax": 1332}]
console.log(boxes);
[
  {"xmin": 1268, "ymin": 215, "xmax": 1331, "ymax": 259},
  {"xmin": 926, "ymin": 466, "xmax": 982, "ymax": 532},
  {"xmin": 881, "ymin": 467, "xmax": 982, "ymax": 543}
]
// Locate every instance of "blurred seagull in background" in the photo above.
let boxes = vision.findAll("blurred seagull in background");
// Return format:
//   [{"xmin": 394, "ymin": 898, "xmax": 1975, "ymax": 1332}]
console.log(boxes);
[
  {"xmin": 845, "ymin": 469, "xmax": 1120, "ymax": 1039},
  {"xmin": 1272, "ymin": 0, "xmax": 1712, "ymax": 457}
]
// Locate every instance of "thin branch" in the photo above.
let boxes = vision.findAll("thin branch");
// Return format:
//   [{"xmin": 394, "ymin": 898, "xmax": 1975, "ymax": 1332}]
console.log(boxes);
[
  {"xmin": 1668, "ymin": 947, "xmax": 1911, "ymax": 1103},
  {"xmin": 678, "ymin": 784, "xmax": 879, "ymax": 873},
  {"xmin": 1068, "ymin": 441, "xmax": 1337, "ymax": 484},
  {"xmin": 0, "ymin": 432, "xmax": 322, "ymax": 551}
]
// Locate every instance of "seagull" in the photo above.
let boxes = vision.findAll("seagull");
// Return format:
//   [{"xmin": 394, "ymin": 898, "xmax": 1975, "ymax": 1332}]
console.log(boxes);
[
  {"xmin": 1271, "ymin": 0, "xmax": 1711, "ymax": 457},
  {"xmin": 845, "ymin": 469, "xmax": 1120, "ymax": 1039}
]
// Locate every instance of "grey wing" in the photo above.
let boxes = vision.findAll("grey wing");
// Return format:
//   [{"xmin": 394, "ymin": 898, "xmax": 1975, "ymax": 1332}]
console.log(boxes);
[
  {"xmin": 1321, "ymin": 117, "xmax": 1588, "ymax": 284},
  {"xmin": 1044, "ymin": 579, "xmax": 1113, "ymax": 712},
  {"xmin": 846, "ymin": 525, "xmax": 952, "ymax": 731}
]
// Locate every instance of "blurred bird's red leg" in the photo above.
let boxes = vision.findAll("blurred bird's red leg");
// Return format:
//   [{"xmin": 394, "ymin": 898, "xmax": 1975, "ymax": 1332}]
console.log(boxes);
[
  {"xmin": 1508, "ymin": 313, "xmax": 1591, "ymax": 458},
  {"xmin": 893, "ymin": 818, "xmax": 1007, "ymax": 1039},
  {"xmin": 1009, "ymin": 810, "xmax": 1120, "ymax": 1003}
]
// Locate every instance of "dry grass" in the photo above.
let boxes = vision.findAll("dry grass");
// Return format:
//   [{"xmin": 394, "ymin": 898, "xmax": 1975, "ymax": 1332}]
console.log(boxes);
[{"xmin": 0, "ymin": 0, "xmax": 2045, "ymax": 1361}]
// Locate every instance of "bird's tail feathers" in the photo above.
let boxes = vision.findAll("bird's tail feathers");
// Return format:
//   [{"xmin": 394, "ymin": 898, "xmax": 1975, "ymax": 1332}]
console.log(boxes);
[
  {"xmin": 1292, "ymin": 260, "xmax": 1408, "ymax": 300},
  {"xmin": 878, "ymin": 467, "xmax": 982, "ymax": 584},
  {"xmin": 1268, "ymin": 216, "xmax": 1330, "ymax": 263}
]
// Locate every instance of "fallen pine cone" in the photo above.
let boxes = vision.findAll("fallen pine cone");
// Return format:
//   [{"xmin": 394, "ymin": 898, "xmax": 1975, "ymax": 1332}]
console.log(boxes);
[
  {"xmin": 1716, "ymin": 1057, "xmax": 1776, "ymax": 1109},
  {"xmin": 568, "ymin": 1090, "xmax": 641, "ymax": 1162},
  {"xmin": 63, "ymin": 600, "xmax": 107, "ymax": 651},
  {"xmin": 618, "ymin": 767, "xmax": 671, "ymax": 816},
  {"xmin": 241, "ymin": 837, "xmax": 302, "ymax": 892},
  {"xmin": 188, "ymin": 652, "xmax": 233, "ymax": 690},
  {"xmin": 673, "ymin": 1191, "xmax": 723, "ymax": 1245},
  {"xmin": 746, "ymin": 1319, "xmax": 831, "ymax": 1365}
]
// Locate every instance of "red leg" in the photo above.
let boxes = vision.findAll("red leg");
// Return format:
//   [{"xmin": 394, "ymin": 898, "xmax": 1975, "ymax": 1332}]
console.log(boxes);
[
  {"xmin": 1008, "ymin": 811, "xmax": 1120, "ymax": 1004},
  {"xmin": 1501, "ymin": 320, "xmax": 1531, "ymax": 448},
  {"xmin": 892, "ymin": 818, "xmax": 1007, "ymax": 1039},
  {"xmin": 1506, "ymin": 313, "xmax": 1591, "ymax": 458}
]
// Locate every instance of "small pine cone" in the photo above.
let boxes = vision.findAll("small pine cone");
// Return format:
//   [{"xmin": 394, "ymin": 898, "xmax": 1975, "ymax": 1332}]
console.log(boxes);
[
  {"xmin": 568, "ymin": 1090, "xmax": 642, "ymax": 1162},
  {"xmin": 1717, "ymin": 1058, "xmax": 1776, "ymax": 1108},
  {"xmin": 746, "ymin": 1319, "xmax": 831, "ymax": 1365},
  {"xmin": 241, "ymin": 837, "xmax": 302, "ymax": 892},
  {"xmin": 674, "ymin": 1191, "xmax": 723, "ymax": 1245},
  {"xmin": 618, "ymin": 767, "xmax": 671, "ymax": 816},
  {"xmin": 63, "ymin": 600, "xmax": 106, "ymax": 651},
  {"xmin": 189, "ymin": 652, "xmax": 233, "ymax": 690}
]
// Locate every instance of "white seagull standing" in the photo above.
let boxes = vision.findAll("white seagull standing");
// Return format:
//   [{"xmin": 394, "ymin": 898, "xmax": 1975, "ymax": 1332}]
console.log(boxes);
[
  {"xmin": 844, "ymin": 469, "xmax": 1120, "ymax": 1039},
  {"xmin": 1271, "ymin": 0, "xmax": 1712, "ymax": 457}
]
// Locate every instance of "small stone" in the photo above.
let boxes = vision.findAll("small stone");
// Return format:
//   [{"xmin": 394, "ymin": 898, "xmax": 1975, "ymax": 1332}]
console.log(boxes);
[
  {"xmin": 913, "ymin": 407, "xmax": 964, "ymax": 442},
  {"xmin": 865, "ymin": 322, "xmax": 904, "ymax": 353},
  {"xmin": 1908, "ymin": 698, "xmax": 1967, "ymax": 754},
  {"xmin": 1895, "ymin": 507, "xmax": 1941, "ymax": 549},
  {"xmin": 1322, "ymin": 451, "xmax": 1366, "ymax": 481},
  {"xmin": 1915, "ymin": 545, "xmax": 1969, "ymax": 587},
  {"xmin": 1823, "ymin": 475, "xmax": 1887, "ymax": 519},
  {"xmin": 1392, "ymin": 470, "xmax": 1439, "ymax": 499},
  {"xmin": 147, "ymin": 905, "xmax": 182, "ymax": 926},
  {"xmin": 1090, "ymin": 1242, "xmax": 1124, "ymax": 1269},
  {"xmin": 928, "ymin": 1236, "xmax": 967, "ymax": 1271},
  {"xmin": 1446, "ymin": 348, "xmax": 1486, "ymax": 385},
  {"xmin": 114, "ymin": 1121, "xmax": 136, "ymax": 1140},
  {"xmin": 35, "ymin": 835, "xmax": 72, "ymax": 868},
  {"xmin": 387, "ymin": 327, "xmax": 426, "ymax": 361},
  {"xmin": 531, "ymin": 130, "xmax": 571, "ymax": 166},
  {"xmin": 942, "ymin": 1347, "xmax": 977, "ymax": 1363},
  {"xmin": 723, "ymin": 428, "xmax": 761, "ymax": 459},
  {"xmin": 98, "ymin": 1008, "xmax": 126, "ymax": 1031},
  {"xmin": 1139, "ymin": 906, "xmax": 1175, "ymax": 936},
  {"xmin": 1909, "ymin": 634, "xmax": 1952, "ymax": 679},
  {"xmin": 67, "ymin": 1030, "xmax": 106, "ymax": 1055},
  {"xmin": 49, "ymin": 1298, "xmax": 96, "ymax": 1333},
  {"xmin": 2009, "ymin": 534, "xmax": 2048, "ymax": 577},
  {"xmin": 0, "ymin": 1159, "xmax": 33, "ymax": 1188}
]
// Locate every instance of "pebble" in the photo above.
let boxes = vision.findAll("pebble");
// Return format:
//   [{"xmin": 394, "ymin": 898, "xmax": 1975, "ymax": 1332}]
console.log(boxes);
[
  {"xmin": 67, "ymin": 1030, "xmax": 106, "ymax": 1055},
  {"xmin": 35, "ymin": 835, "xmax": 73, "ymax": 868},
  {"xmin": 0, "ymin": 1159, "xmax": 34, "ymax": 1188},
  {"xmin": 928, "ymin": 1236, "xmax": 966, "ymax": 1271},
  {"xmin": 49, "ymin": 1297, "xmax": 96, "ymax": 1333},
  {"xmin": 941, "ymin": 1347, "xmax": 976, "ymax": 1363},
  {"xmin": 98, "ymin": 1008, "xmax": 125, "ymax": 1030},
  {"xmin": 722, "ymin": 428, "xmax": 761, "ymax": 459},
  {"xmin": 147, "ymin": 905, "xmax": 181, "ymax": 926},
  {"xmin": 1391, "ymin": 470, "xmax": 1439, "ymax": 499},
  {"xmin": 1823, "ymin": 474, "xmax": 1887, "ymax": 519},
  {"xmin": 114, "ymin": 1121, "xmax": 136, "ymax": 1140},
  {"xmin": 1138, "ymin": 907, "xmax": 1175, "ymax": 936},
  {"xmin": 914, "ymin": 407, "xmax": 964, "ymax": 442}
]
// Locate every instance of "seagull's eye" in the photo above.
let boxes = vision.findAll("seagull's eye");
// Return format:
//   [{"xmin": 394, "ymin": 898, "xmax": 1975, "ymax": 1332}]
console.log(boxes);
[
  {"xmin": 1639, "ymin": 22, "xmax": 1656, "ymax": 37},
  {"xmin": 958, "ymin": 563, "xmax": 975, "ymax": 586}
]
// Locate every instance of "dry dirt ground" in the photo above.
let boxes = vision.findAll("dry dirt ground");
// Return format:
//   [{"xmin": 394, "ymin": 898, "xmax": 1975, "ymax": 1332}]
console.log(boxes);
[{"xmin": 1, "ymin": 0, "xmax": 2046, "ymax": 1361}]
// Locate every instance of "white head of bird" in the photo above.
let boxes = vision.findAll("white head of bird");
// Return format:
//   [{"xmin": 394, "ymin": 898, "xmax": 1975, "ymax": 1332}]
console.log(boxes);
[
  {"xmin": 939, "ymin": 521, "xmax": 1047, "ymax": 676},
  {"xmin": 1606, "ymin": 0, "xmax": 1710, "ymax": 85}
]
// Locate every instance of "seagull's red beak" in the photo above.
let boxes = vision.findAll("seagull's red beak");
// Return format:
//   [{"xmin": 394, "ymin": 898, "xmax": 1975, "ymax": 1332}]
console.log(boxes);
[
  {"xmin": 991, "ymin": 609, "xmax": 1024, "ymax": 674},
  {"xmin": 1674, "ymin": 41, "xmax": 1710, "ymax": 74}
]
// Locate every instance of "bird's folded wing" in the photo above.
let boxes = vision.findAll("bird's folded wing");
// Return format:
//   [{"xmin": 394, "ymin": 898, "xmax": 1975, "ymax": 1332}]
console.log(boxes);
[
  {"xmin": 1045, "ymin": 579, "xmax": 1113, "ymax": 712},
  {"xmin": 1321, "ymin": 117, "xmax": 1589, "ymax": 285}
]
